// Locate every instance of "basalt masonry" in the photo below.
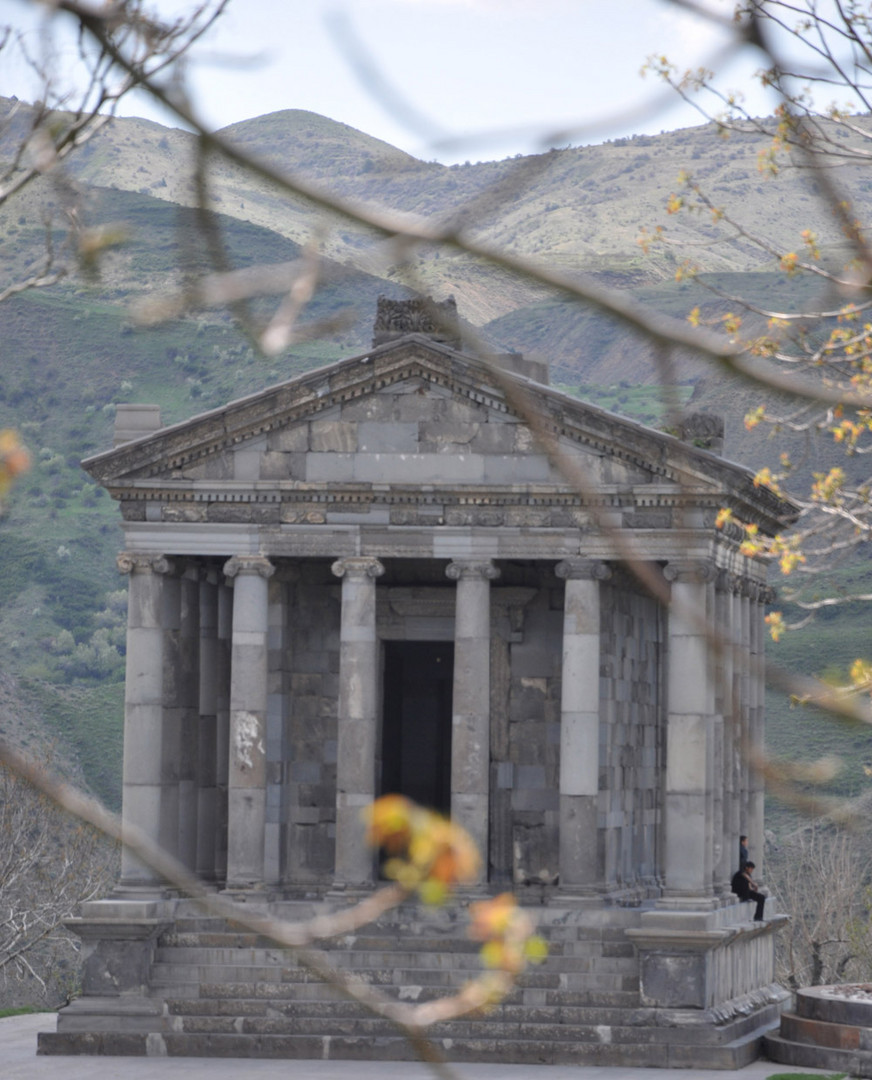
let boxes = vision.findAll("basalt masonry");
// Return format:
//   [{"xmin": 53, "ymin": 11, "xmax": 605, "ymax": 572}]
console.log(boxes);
[{"xmin": 40, "ymin": 299, "xmax": 793, "ymax": 1067}]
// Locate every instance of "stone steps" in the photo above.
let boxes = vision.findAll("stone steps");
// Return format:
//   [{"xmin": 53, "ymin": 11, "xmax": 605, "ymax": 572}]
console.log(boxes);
[
  {"xmin": 165, "ymin": 1009, "xmax": 767, "ymax": 1047},
  {"xmin": 165, "ymin": 996, "xmax": 653, "ymax": 1025},
  {"xmin": 149, "ymin": 962, "xmax": 638, "ymax": 997},
  {"xmin": 764, "ymin": 986, "xmax": 872, "ymax": 1077},
  {"xmin": 764, "ymin": 1031, "xmax": 872, "ymax": 1075},
  {"xmin": 186, "ymin": 980, "xmax": 644, "ymax": 1009},
  {"xmin": 38, "ymin": 1026, "xmax": 770, "ymax": 1067},
  {"xmin": 38, "ymin": 906, "xmax": 783, "ymax": 1068},
  {"xmin": 152, "ymin": 944, "xmax": 634, "ymax": 974},
  {"xmin": 131, "ymin": 917, "xmax": 768, "ymax": 1068},
  {"xmin": 135, "ymin": 911, "xmax": 657, "ymax": 1062}
]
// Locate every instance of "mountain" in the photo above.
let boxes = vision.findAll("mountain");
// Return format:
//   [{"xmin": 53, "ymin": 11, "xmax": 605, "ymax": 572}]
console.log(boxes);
[{"xmin": 0, "ymin": 95, "xmax": 868, "ymax": 813}]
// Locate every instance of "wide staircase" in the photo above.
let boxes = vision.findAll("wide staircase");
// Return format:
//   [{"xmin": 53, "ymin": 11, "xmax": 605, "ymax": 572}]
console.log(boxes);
[{"xmin": 42, "ymin": 899, "xmax": 780, "ymax": 1066}]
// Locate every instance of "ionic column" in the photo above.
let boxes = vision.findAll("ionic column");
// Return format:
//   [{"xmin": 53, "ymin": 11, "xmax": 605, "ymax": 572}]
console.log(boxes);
[
  {"xmin": 223, "ymin": 554, "xmax": 275, "ymax": 889},
  {"xmin": 331, "ymin": 556, "xmax": 385, "ymax": 887},
  {"xmin": 116, "ymin": 552, "xmax": 175, "ymax": 889},
  {"xmin": 555, "ymin": 558, "xmax": 611, "ymax": 892},
  {"xmin": 661, "ymin": 561, "xmax": 718, "ymax": 904},
  {"xmin": 446, "ymin": 558, "xmax": 500, "ymax": 883},
  {"xmin": 196, "ymin": 568, "xmax": 219, "ymax": 881}
]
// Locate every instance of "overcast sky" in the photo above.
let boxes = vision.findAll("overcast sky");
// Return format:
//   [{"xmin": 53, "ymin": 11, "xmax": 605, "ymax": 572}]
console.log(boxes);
[{"xmin": 0, "ymin": 0, "xmax": 779, "ymax": 163}]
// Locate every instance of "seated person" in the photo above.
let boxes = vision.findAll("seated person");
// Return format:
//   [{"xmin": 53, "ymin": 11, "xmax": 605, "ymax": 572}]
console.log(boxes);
[{"xmin": 731, "ymin": 860, "xmax": 766, "ymax": 921}]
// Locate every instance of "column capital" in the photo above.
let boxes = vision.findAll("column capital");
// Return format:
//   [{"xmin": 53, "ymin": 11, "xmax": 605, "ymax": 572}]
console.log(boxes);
[
  {"xmin": 663, "ymin": 560, "xmax": 716, "ymax": 585},
  {"xmin": 445, "ymin": 559, "xmax": 500, "ymax": 583},
  {"xmin": 116, "ymin": 551, "xmax": 174, "ymax": 576},
  {"xmin": 331, "ymin": 556, "xmax": 385, "ymax": 581},
  {"xmin": 555, "ymin": 558, "xmax": 612, "ymax": 582},
  {"xmin": 223, "ymin": 554, "xmax": 275, "ymax": 581}
]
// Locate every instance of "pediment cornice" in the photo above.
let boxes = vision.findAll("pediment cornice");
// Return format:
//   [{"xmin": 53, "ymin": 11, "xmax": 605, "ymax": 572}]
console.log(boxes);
[{"xmin": 83, "ymin": 336, "xmax": 796, "ymax": 534}]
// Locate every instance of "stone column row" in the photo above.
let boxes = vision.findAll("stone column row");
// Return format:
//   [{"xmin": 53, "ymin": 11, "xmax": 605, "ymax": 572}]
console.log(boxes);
[
  {"xmin": 117, "ymin": 547, "xmax": 767, "ymax": 898},
  {"xmin": 118, "ymin": 550, "xmax": 504, "ymax": 892}
]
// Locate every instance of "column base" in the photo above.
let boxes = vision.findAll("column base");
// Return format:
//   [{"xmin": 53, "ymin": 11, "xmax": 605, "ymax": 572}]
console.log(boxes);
[
  {"xmin": 220, "ymin": 884, "xmax": 274, "ymax": 905},
  {"xmin": 111, "ymin": 882, "xmax": 172, "ymax": 903},
  {"xmin": 552, "ymin": 886, "xmax": 604, "ymax": 906},
  {"xmin": 656, "ymin": 891, "xmax": 720, "ymax": 913}
]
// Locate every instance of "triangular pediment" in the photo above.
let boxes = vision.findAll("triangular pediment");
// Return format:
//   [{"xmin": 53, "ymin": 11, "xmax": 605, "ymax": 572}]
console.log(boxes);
[{"xmin": 82, "ymin": 336, "xmax": 789, "ymax": 531}]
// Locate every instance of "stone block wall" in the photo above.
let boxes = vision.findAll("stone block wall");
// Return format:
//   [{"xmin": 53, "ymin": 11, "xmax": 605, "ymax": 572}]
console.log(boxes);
[
  {"xmin": 283, "ymin": 563, "xmax": 341, "ymax": 884},
  {"xmin": 599, "ymin": 582, "xmax": 664, "ymax": 893},
  {"xmin": 504, "ymin": 585, "xmax": 563, "ymax": 885}
]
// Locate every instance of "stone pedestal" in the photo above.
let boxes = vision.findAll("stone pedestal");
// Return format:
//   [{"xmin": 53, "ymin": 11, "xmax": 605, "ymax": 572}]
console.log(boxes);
[{"xmin": 628, "ymin": 906, "xmax": 788, "ymax": 1010}]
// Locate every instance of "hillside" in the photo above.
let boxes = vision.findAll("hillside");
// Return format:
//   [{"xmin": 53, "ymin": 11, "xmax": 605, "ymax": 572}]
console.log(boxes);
[{"xmin": 0, "ymin": 96, "xmax": 869, "ymax": 816}]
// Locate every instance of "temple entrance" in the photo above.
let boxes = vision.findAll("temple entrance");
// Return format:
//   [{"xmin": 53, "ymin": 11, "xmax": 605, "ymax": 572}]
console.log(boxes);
[{"xmin": 381, "ymin": 641, "xmax": 453, "ymax": 816}]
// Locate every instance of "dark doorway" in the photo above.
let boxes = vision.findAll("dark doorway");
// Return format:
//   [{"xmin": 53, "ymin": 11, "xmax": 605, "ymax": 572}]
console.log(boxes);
[{"xmin": 381, "ymin": 641, "xmax": 453, "ymax": 816}]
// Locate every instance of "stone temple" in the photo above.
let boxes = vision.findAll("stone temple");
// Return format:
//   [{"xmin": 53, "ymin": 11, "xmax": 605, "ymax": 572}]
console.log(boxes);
[{"xmin": 40, "ymin": 298, "xmax": 793, "ymax": 1066}]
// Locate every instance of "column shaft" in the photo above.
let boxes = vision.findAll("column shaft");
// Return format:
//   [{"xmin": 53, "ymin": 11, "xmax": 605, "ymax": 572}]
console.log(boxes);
[
  {"xmin": 555, "ymin": 559, "xmax": 610, "ymax": 892},
  {"xmin": 264, "ymin": 572, "xmax": 292, "ymax": 886},
  {"xmin": 224, "ymin": 555, "xmax": 274, "ymax": 888},
  {"xmin": 332, "ymin": 556, "xmax": 384, "ymax": 887},
  {"xmin": 662, "ymin": 564, "xmax": 717, "ymax": 901},
  {"xmin": 447, "ymin": 559, "xmax": 499, "ymax": 884},
  {"xmin": 158, "ymin": 568, "xmax": 182, "ymax": 862}
]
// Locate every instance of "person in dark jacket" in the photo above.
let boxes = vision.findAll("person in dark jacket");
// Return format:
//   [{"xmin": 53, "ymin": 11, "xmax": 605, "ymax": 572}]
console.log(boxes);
[
  {"xmin": 739, "ymin": 834, "xmax": 749, "ymax": 870},
  {"xmin": 731, "ymin": 860, "xmax": 765, "ymax": 920}
]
